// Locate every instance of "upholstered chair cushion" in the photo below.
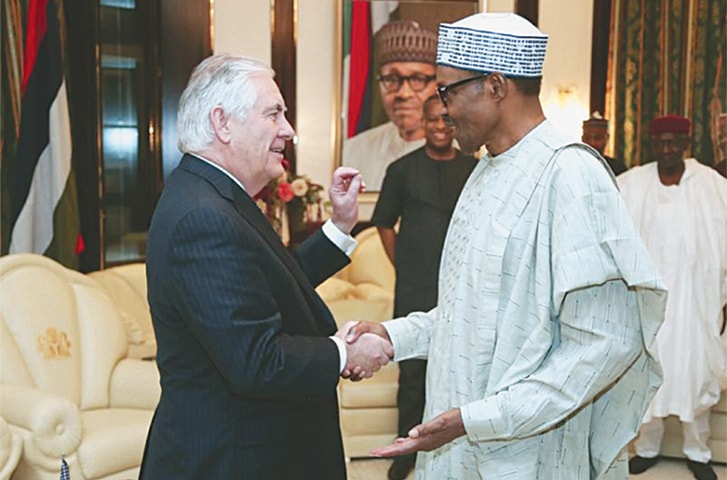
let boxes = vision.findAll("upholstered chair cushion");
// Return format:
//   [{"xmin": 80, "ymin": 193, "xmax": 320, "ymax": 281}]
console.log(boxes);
[
  {"xmin": 88, "ymin": 263, "xmax": 155, "ymax": 359},
  {"xmin": 316, "ymin": 277, "xmax": 355, "ymax": 303}
]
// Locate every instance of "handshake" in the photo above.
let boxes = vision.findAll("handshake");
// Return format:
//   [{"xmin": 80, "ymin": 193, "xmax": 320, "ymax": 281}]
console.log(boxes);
[{"xmin": 335, "ymin": 321, "xmax": 392, "ymax": 381}]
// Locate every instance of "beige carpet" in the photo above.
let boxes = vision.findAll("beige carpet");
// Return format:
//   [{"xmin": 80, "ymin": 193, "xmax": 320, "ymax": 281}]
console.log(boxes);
[{"xmin": 346, "ymin": 457, "xmax": 727, "ymax": 480}]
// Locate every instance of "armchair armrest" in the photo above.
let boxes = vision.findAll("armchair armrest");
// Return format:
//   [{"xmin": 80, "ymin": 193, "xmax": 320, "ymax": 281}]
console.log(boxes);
[
  {"xmin": 109, "ymin": 358, "xmax": 161, "ymax": 410},
  {"xmin": 0, "ymin": 416, "xmax": 22, "ymax": 480},
  {"xmin": 0, "ymin": 384, "xmax": 81, "ymax": 458}
]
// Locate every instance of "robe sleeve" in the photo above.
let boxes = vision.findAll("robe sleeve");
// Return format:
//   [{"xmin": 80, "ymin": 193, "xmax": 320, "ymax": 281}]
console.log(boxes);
[
  {"xmin": 383, "ymin": 307, "xmax": 438, "ymax": 360},
  {"xmin": 461, "ymin": 148, "xmax": 665, "ymax": 442},
  {"xmin": 460, "ymin": 279, "xmax": 642, "ymax": 441}
]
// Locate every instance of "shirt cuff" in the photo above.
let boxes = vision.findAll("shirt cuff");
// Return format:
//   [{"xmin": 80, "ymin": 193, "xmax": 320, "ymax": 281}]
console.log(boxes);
[
  {"xmin": 460, "ymin": 396, "xmax": 507, "ymax": 442},
  {"xmin": 322, "ymin": 220, "xmax": 357, "ymax": 256},
  {"xmin": 329, "ymin": 336, "xmax": 347, "ymax": 374}
]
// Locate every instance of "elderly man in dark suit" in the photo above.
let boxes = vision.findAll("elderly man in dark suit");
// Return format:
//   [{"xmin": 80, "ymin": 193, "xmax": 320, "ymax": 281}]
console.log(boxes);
[{"xmin": 139, "ymin": 54, "xmax": 393, "ymax": 480}]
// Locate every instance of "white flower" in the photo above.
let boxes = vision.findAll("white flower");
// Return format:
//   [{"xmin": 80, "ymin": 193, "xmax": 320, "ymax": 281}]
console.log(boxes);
[{"xmin": 291, "ymin": 177, "xmax": 309, "ymax": 197}]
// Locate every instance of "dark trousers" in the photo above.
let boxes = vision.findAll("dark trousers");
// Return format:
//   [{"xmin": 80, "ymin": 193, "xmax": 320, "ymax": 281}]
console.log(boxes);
[{"xmin": 396, "ymin": 359, "xmax": 427, "ymax": 437}]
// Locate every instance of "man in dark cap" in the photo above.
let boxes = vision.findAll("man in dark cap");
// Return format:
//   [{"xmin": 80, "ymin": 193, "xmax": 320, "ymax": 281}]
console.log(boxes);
[
  {"xmin": 343, "ymin": 21, "xmax": 438, "ymax": 190},
  {"xmin": 619, "ymin": 114, "xmax": 727, "ymax": 480},
  {"xmin": 582, "ymin": 113, "xmax": 627, "ymax": 175}
]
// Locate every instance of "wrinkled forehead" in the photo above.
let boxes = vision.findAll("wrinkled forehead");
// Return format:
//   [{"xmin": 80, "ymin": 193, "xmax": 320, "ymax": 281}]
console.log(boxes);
[
  {"xmin": 380, "ymin": 61, "xmax": 435, "ymax": 76},
  {"xmin": 423, "ymin": 97, "xmax": 445, "ymax": 115},
  {"xmin": 252, "ymin": 74, "xmax": 286, "ymax": 108},
  {"xmin": 650, "ymin": 131, "xmax": 688, "ymax": 143},
  {"xmin": 435, "ymin": 64, "xmax": 469, "ymax": 83}
]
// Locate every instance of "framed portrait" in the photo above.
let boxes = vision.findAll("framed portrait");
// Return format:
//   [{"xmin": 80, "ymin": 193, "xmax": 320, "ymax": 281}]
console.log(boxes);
[{"xmin": 335, "ymin": 0, "xmax": 479, "ymax": 198}]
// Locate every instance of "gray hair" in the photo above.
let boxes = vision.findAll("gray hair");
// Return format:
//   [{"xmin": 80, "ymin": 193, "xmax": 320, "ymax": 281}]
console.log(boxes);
[{"xmin": 177, "ymin": 54, "xmax": 275, "ymax": 153}]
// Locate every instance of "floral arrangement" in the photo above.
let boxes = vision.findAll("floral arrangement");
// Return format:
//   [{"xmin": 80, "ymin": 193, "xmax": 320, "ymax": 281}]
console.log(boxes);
[{"xmin": 254, "ymin": 160, "xmax": 326, "ymax": 239}]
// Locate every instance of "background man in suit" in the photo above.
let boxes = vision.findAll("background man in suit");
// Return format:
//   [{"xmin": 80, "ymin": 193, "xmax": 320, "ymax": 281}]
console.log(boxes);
[
  {"xmin": 139, "ymin": 54, "xmax": 393, "ymax": 480},
  {"xmin": 582, "ymin": 113, "xmax": 627, "ymax": 175}
]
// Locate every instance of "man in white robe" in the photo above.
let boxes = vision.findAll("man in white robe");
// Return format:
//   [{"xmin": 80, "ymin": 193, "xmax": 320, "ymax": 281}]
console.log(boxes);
[
  {"xmin": 619, "ymin": 115, "xmax": 727, "ymax": 480},
  {"xmin": 346, "ymin": 13, "xmax": 666, "ymax": 480}
]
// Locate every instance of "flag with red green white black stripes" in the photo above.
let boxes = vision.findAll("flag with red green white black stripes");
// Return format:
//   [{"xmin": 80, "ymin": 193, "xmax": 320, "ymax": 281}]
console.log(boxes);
[{"xmin": 1, "ymin": 0, "xmax": 83, "ymax": 268}]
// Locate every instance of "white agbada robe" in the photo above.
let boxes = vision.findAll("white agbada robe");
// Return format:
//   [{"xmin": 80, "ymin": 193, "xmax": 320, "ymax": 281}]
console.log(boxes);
[
  {"xmin": 617, "ymin": 159, "xmax": 727, "ymax": 422},
  {"xmin": 343, "ymin": 122, "xmax": 425, "ymax": 191},
  {"xmin": 384, "ymin": 121, "xmax": 666, "ymax": 480}
]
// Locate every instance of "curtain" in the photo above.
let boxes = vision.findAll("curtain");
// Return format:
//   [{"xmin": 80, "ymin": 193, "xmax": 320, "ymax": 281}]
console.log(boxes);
[{"xmin": 606, "ymin": 0, "xmax": 726, "ymax": 167}]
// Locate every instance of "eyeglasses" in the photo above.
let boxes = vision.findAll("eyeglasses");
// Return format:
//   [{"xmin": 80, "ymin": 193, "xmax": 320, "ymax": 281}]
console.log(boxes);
[
  {"xmin": 437, "ymin": 73, "xmax": 491, "ymax": 107},
  {"xmin": 377, "ymin": 74, "xmax": 436, "ymax": 93}
]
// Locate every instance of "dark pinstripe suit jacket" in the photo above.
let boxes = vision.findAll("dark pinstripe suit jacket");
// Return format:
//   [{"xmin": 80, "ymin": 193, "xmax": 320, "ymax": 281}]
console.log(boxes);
[{"xmin": 139, "ymin": 155, "xmax": 350, "ymax": 479}]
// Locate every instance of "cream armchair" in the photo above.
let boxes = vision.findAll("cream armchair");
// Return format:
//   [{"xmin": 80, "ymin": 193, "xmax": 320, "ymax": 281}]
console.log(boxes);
[
  {"xmin": 316, "ymin": 227, "xmax": 400, "ymax": 459},
  {"xmin": 88, "ymin": 263, "xmax": 155, "ymax": 360},
  {"xmin": 317, "ymin": 226, "xmax": 396, "ymax": 325},
  {"xmin": 0, "ymin": 254, "xmax": 160, "ymax": 480},
  {"xmin": 0, "ymin": 417, "xmax": 22, "ymax": 480}
]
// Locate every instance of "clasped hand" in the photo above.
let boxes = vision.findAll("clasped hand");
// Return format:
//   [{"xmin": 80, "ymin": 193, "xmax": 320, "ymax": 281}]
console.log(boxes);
[{"xmin": 334, "ymin": 321, "xmax": 392, "ymax": 380}]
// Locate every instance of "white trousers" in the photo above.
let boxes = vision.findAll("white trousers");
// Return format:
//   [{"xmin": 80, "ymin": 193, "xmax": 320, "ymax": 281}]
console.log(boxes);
[{"xmin": 634, "ymin": 412, "xmax": 712, "ymax": 463}]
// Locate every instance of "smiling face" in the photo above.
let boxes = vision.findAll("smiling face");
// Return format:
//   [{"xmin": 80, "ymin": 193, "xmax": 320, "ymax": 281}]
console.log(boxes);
[
  {"xmin": 436, "ymin": 65, "xmax": 497, "ymax": 155},
  {"xmin": 423, "ymin": 96, "xmax": 455, "ymax": 155},
  {"xmin": 651, "ymin": 131, "xmax": 689, "ymax": 170},
  {"xmin": 224, "ymin": 75, "xmax": 295, "ymax": 194},
  {"xmin": 379, "ymin": 61, "xmax": 437, "ymax": 141}
]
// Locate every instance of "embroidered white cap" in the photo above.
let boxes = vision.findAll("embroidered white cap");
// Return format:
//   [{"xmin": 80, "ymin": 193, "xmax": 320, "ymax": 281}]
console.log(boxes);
[{"xmin": 437, "ymin": 13, "xmax": 548, "ymax": 78}]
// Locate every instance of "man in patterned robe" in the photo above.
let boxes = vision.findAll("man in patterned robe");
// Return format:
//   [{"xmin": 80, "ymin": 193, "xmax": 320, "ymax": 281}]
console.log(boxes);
[{"xmin": 347, "ymin": 13, "xmax": 666, "ymax": 479}]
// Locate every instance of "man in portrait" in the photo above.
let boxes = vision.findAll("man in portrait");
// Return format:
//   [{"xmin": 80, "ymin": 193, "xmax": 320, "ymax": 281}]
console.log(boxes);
[{"xmin": 343, "ymin": 20, "xmax": 438, "ymax": 191}]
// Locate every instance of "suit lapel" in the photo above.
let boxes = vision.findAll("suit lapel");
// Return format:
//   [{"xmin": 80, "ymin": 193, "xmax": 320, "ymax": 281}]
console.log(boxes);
[{"xmin": 177, "ymin": 155, "xmax": 336, "ymax": 332}]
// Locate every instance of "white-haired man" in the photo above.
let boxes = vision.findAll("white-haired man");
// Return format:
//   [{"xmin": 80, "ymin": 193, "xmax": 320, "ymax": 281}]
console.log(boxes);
[{"xmin": 139, "ymin": 54, "xmax": 392, "ymax": 480}]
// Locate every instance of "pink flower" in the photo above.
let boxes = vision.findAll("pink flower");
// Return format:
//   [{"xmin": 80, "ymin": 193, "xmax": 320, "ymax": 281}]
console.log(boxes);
[
  {"xmin": 281, "ymin": 158, "xmax": 291, "ymax": 171},
  {"xmin": 276, "ymin": 182, "xmax": 295, "ymax": 202}
]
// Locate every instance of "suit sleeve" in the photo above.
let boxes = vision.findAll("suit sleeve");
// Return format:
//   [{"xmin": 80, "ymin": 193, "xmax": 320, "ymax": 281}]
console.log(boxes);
[
  {"xmin": 167, "ymin": 206, "xmax": 341, "ymax": 400},
  {"xmin": 293, "ymin": 228, "xmax": 350, "ymax": 287}
]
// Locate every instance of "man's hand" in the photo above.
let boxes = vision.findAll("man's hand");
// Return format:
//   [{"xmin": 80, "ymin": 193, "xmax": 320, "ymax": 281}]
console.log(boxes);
[
  {"xmin": 369, "ymin": 408, "xmax": 466, "ymax": 457},
  {"xmin": 344, "ymin": 333, "xmax": 393, "ymax": 379},
  {"xmin": 344, "ymin": 320, "xmax": 390, "ymax": 344},
  {"xmin": 341, "ymin": 321, "xmax": 393, "ymax": 380},
  {"xmin": 335, "ymin": 321, "xmax": 392, "ymax": 380},
  {"xmin": 328, "ymin": 167, "xmax": 365, "ymax": 234}
]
